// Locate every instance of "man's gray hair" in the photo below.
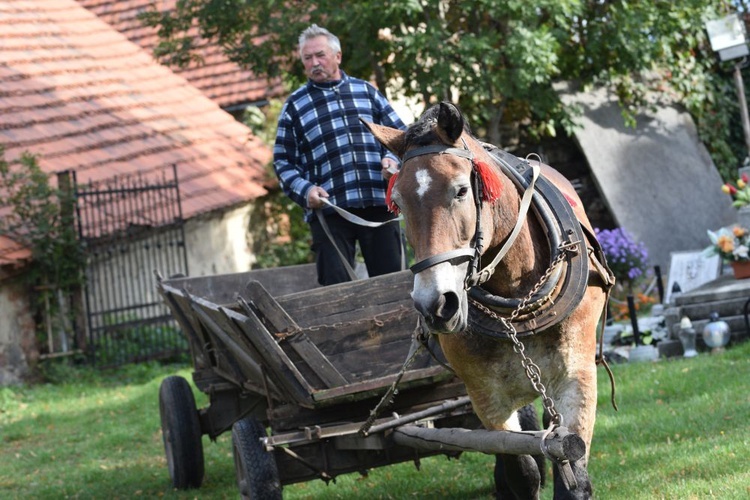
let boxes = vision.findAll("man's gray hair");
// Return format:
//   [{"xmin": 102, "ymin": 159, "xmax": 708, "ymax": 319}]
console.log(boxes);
[{"xmin": 298, "ymin": 24, "xmax": 341, "ymax": 55}]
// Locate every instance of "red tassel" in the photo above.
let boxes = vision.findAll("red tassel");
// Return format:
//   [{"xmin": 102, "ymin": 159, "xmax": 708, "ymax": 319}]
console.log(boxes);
[
  {"xmin": 386, "ymin": 171, "xmax": 400, "ymax": 214},
  {"xmin": 473, "ymin": 160, "xmax": 502, "ymax": 203}
]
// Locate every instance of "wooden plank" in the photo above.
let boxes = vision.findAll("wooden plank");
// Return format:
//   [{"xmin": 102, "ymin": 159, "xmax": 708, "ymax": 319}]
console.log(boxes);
[
  {"xmin": 276, "ymin": 270, "xmax": 414, "ymax": 328},
  {"xmin": 309, "ymin": 365, "xmax": 454, "ymax": 406},
  {"xmin": 188, "ymin": 300, "xmax": 285, "ymax": 400},
  {"xmin": 241, "ymin": 281, "xmax": 348, "ymax": 389},
  {"xmin": 303, "ymin": 312, "xmax": 418, "ymax": 358},
  {"xmin": 229, "ymin": 298, "xmax": 317, "ymax": 408},
  {"xmin": 157, "ymin": 284, "xmax": 213, "ymax": 370},
  {"xmin": 161, "ymin": 264, "xmax": 320, "ymax": 305},
  {"xmin": 326, "ymin": 338, "xmax": 435, "ymax": 383},
  {"xmin": 189, "ymin": 293, "xmax": 316, "ymax": 408}
]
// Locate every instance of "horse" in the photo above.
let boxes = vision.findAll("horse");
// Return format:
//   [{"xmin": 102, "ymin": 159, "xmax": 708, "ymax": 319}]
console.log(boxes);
[{"xmin": 362, "ymin": 102, "xmax": 614, "ymax": 499}]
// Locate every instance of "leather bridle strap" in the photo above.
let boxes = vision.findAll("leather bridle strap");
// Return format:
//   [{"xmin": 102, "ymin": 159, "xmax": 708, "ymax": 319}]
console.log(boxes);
[
  {"xmin": 401, "ymin": 144, "xmax": 474, "ymax": 163},
  {"xmin": 465, "ymin": 163, "xmax": 539, "ymax": 287},
  {"xmin": 410, "ymin": 248, "xmax": 474, "ymax": 274},
  {"xmin": 402, "ymin": 140, "xmax": 540, "ymax": 288}
]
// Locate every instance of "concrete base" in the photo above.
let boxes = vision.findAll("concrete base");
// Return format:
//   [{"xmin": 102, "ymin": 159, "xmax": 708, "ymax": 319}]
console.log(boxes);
[{"xmin": 664, "ymin": 273, "xmax": 750, "ymax": 350}]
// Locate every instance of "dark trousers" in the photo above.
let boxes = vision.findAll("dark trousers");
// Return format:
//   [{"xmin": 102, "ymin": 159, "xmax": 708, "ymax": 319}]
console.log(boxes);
[{"xmin": 309, "ymin": 206, "xmax": 403, "ymax": 286}]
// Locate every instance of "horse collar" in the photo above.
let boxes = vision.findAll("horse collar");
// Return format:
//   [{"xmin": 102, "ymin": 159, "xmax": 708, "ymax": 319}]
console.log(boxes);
[{"xmin": 467, "ymin": 146, "xmax": 592, "ymax": 338}]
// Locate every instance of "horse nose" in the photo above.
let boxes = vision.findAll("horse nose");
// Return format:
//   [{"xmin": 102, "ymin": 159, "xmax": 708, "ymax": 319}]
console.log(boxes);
[{"xmin": 416, "ymin": 291, "xmax": 460, "ymax": 322}]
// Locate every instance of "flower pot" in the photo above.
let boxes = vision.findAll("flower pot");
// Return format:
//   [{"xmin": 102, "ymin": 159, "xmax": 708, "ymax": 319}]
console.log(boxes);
[{"xmin": 730, "ymin": 260, "xmax": 750, "ymax": 279}]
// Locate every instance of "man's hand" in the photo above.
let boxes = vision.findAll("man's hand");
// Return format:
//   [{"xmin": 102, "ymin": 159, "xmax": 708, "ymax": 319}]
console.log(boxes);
[
  {"xmin": 307, "ymin": 186, "xmax": 329, "ymax": 209},
  {"xmin": 381, "ymin": 158, "xmax": 399, "ymax": 180}
]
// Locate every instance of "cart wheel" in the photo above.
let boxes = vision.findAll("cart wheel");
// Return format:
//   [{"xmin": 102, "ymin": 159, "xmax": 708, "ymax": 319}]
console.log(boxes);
[
  {"xmin": 159, "ymin": 375, "xmax": 204, "ymax": 489},
  {"xmin": 232, "ymin": 417, "xmax": 282, "ymax": 500}
]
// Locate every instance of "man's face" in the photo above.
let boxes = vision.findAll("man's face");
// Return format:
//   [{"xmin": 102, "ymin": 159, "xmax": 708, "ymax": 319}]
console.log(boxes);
[{"xmin": 301, "ymin": 36, "xmax": 341, "ymax": 83}]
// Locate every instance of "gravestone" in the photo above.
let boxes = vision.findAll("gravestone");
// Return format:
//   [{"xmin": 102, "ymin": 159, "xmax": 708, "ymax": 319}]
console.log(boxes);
[{"xmin": 557, "ymin": 83, "xmax": 738, "ymax": 271}]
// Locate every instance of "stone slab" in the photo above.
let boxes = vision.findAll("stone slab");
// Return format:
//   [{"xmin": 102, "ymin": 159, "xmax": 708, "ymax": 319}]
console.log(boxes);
[{"xmin": 557, "ymin": 83, "xmax": 738, "ymax": 271}]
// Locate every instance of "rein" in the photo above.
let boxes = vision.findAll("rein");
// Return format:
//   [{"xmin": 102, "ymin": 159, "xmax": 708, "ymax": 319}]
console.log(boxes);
[{"xmin": 402, "ymin": 140, "xmax": 539, "ymax": 289}]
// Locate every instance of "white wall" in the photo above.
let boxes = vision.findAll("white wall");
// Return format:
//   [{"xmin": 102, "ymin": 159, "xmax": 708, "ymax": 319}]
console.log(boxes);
[{"xmin": 184, "ymin": 203, "xmax": 258, "ymax": 277}]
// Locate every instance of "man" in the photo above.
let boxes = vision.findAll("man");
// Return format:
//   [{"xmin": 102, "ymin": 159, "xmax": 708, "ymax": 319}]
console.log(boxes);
[{"xmin": 273, "ymin": 24, "xmax": 407, "ymax": 285}]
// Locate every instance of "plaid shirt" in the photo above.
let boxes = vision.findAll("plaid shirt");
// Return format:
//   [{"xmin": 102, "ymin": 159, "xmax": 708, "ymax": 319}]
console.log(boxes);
[{"xmin": 273, "ymin": 71, "xmax": 406, "ymax": 221}]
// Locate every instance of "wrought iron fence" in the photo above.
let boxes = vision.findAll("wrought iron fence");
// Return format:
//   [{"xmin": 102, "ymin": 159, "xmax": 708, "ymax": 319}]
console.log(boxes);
[{"xmin": 74, "ymin": 165, "xmax": 189, "ymax": 366}]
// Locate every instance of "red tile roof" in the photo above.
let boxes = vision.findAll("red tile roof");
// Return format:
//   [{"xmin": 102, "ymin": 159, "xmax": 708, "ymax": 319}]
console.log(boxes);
[
  {"xmin": 76, "ymin": 0, "xmax": 283, "ymax": 110},
  {"xmin": 0, "ymin": 0, "xmax": 273, "ymax": 267}
]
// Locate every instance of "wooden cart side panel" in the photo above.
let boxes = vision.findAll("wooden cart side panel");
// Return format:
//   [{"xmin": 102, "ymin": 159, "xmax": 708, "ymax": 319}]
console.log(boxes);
[
  {"xmin": 267, "ymin": 377, "xmax": 469, "ymax": 431},
  {"xmin": 160, "ymin": 264, "xmax": 320, "ymax": 304},
  {"xmin": 157, "ymin": 284, "xmax": 214, "ymax": 370},
  {"xmin": 186, "ymin": 301, "xmax": 285, "ymax": 400},
  {"xmin": 276, "ymin": 271, "xmax": 414, "ymax": 327},
  {"xmin": 221, "ymin": 305, "xmax": 317, "ymax": 408},
  {"xmin": 273, "ymin": 270, "xmax": 443, "ymax": 381},
  {"xmin": 241, "ymin": 281, "xmax": 348, "ymax": 388},
  {"xmin": 324, "ymin": 336, "xmax": 435, "ymax": 384},
  {"xmin": 309, "ymin": 365, "xmax": 452, "ymax": 404}
]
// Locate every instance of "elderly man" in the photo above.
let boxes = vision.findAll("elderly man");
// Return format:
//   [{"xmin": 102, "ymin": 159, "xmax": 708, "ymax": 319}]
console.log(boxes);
[{"xmin": 273, "ymin": 24, "xmax": 407, "ymax": 285}]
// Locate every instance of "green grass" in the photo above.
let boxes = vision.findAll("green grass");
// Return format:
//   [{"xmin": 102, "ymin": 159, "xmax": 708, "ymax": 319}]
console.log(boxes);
[{"xmin": 1, "ymin": 343, "xmax": 749, "ymax": 499}]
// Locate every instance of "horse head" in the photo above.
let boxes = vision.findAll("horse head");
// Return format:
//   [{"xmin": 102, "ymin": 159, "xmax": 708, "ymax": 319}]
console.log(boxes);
[{"xmin": 363, "ymin": 102, "xmax": 515, "ymax": 334}]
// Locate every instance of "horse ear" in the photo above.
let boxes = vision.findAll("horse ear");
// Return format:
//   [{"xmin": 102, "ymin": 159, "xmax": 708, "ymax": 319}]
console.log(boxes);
[
  {"xmin": 436, "ymin": 102, "xmax": 464, "ymax": 144},
  {"xmin": 360, "ymin": 119, "xmax": 407, "ymax": 158}
]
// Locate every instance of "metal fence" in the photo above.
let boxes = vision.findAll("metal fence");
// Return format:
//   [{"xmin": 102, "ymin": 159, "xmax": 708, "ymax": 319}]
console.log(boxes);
[{"xmin": 73, "ymin": 165, "xmax": 189, "ymax": 366}]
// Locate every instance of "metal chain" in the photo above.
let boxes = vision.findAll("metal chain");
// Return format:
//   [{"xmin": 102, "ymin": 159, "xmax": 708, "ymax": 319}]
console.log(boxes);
[
  {"xmin": 469, "ymin": 248, "xmax": 570, "ymax": 427},
  {"xmin": 275, "ymin": 305, "xmax": 412, "ymax": 341}
]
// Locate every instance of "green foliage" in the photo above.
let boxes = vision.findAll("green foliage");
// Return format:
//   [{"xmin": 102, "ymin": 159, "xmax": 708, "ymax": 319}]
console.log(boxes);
[
  {"xmin": 87, "ymin": 320, "xmax": 189, "ymax": 368},
  {"xmin": 0, "ymin": 147, "xmax": 83, "ymax": 290},
  {"xmin": 242, "ymin": 98, "xmax": 285, "ymax": 145},
  {"xmin": 0, "ymin": 147, "xmax": 85, "ymax": 354},
  {"xmin": 252, "ymin": 190, "xmax": 313, "ymax": 269},
  {"xmin": 139, "ymin": 0, "xmax": 745, "ymax": 172}
]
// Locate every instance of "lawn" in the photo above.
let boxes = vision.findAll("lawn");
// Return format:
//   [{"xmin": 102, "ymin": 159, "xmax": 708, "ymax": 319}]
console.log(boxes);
[{"xmin": 1, "ymin": 342, "xmax": 749, "ymax": 499}]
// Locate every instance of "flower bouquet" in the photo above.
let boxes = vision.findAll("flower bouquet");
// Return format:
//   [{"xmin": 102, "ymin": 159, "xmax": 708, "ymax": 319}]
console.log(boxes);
[
  {"xmin": 722, "ymin": 173, "xmax": 750, "ymax": 208},
  {"xmin": 704, "ymin": 225, "xmax": 750, "ymax": 278},
  {"xmin": 704, "ymin": 225, "xmax": 750, "ymax": 262}
]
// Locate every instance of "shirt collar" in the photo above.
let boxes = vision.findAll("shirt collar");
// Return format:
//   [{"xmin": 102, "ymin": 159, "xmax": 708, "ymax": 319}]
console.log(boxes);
[{"xmin": 308, "ymin": 70, "xmax": 348, "ymax": 91}]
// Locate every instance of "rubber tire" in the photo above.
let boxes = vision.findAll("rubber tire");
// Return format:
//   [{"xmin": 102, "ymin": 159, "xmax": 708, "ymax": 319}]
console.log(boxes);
[
  {"xmin": 232, "ymin": 417, "xmax": 282, "ymax": 500},
  {"xmin": 159, "ymin": 375, "xmax": 205, "ymax": 489}
]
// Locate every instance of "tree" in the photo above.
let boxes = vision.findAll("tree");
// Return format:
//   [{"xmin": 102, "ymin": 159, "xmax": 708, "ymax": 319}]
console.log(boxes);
[
  {"xmin": 140, "ymin": 0, "xmax": 746, "ymax": 179},
  {"xmin": 0, "ymin": 148, "xmax": 84, "ymax": 353}
]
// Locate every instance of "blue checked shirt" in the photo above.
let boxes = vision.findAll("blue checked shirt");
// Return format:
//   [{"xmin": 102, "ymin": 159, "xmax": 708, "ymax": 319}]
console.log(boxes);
[{"xmin": 273, "ymin": 71, "xmax": 406, "ymax": 221}]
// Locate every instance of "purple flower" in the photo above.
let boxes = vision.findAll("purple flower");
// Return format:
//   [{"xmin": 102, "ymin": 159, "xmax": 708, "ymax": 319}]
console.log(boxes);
[{"xmin": 595, "ymin": 227, "xmax": 649, "ymax": 283}]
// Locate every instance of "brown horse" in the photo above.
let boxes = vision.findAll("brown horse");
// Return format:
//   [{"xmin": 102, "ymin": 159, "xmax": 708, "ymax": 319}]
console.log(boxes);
[{"xmin": 363, "ymin": 102, "xmax": 613, "ymax": 499}]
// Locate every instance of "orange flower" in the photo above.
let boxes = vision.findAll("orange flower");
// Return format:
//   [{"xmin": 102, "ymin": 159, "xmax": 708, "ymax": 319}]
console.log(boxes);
[
  {"xmin": 717, "ymin": 234, "xmax": 735, "ymax": 253},
  {"xmin": 734, "ymin": 226, "xmax": 747, "ymax": 238}
]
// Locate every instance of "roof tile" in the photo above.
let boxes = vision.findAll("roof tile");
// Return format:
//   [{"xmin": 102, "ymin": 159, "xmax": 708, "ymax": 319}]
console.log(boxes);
[
  {"xmin": 0, "ymin": 0, "xmax": 273, "ymax": 267},
  {"xmin": 76, "ymin": 0, "xmax": 284, "ymax": 109}
]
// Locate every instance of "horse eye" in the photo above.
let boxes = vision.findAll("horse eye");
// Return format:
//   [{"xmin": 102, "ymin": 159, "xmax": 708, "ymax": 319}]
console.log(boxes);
[{"xmin": 456, "ymin": 186, "xmax": 469, "ymax": 199}]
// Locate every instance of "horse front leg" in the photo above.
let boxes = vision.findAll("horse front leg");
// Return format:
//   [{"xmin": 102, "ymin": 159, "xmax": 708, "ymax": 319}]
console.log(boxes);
[
  {"xmin": 544, "ymin": 366, "xmax": 597, "ymax": 499},
  {"xmin": 490, "ymin": 405, "xmax": 545, "ymax": 500},
  {"xmin": 494, "ymin": 453, "xmax": 542, "ymax": 500}
]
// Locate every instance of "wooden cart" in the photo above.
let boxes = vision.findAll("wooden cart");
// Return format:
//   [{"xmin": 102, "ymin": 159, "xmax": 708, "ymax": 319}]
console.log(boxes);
[{"xmin": 156, "ymin": 264, "xmax": 585, "ymax": 499}]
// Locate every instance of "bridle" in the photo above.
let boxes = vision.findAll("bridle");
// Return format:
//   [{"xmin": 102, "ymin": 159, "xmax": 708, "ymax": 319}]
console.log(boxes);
[{"xmin": 401, "ymin": 139, "xmax": 539, "ymax": 290}]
